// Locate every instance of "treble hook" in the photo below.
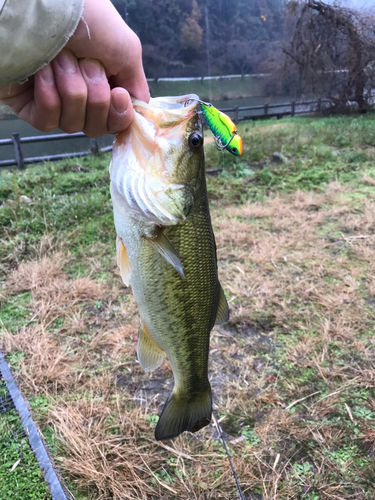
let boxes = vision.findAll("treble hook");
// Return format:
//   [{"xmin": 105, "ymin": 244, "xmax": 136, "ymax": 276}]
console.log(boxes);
[{"xmin": 214, "ymin": 132, "xmax": 236, "ymax": 151}]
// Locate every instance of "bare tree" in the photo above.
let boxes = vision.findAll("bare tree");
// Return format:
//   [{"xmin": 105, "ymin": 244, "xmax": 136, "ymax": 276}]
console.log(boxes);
[{"xmin": 283, "ymin": 0, "xmax": 375, "ymax": 112}]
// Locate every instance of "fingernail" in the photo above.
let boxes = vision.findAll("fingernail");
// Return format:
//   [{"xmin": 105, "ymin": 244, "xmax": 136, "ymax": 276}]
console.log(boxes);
[
  {"xmin": 112, "ymin": 91, "xmax": 128, "ymax": 114},
  {"xmin": 82, "ymin": 58, "xmax": 104, "ymax": 82},
  {"xmin": 40, "ymin": 64, "xmax": 55, "ymax": 85},
  {"xmin": 56, "ymin": 51, "xmax": 77, "ymax": 74}
]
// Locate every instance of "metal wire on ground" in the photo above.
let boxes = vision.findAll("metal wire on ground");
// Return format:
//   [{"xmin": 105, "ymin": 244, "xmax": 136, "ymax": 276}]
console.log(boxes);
[
  {"xmin": 0, "ymin": 352, "xmax": 69, "ymax": 500},
  {"xmin": 212, "ymin": 408, "xmax": 245, "ymax": 500}
]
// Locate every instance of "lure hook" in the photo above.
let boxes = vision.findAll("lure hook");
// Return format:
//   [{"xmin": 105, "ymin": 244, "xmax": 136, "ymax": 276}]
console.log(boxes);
[{"xmin": 214, "ymin": 132, "xmax": 236, "ymax": 151}]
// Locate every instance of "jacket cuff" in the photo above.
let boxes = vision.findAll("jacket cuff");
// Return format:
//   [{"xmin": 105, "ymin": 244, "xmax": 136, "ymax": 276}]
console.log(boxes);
[{"xmin": 0, "ymin": 0, "xmax": 85, "ymax": 85}]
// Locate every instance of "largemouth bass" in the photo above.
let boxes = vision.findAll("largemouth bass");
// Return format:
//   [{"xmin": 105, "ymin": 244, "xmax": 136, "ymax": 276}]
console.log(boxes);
[{"xmin": 109, "ymin": 94, "xmax": 229, "ymax": 441}]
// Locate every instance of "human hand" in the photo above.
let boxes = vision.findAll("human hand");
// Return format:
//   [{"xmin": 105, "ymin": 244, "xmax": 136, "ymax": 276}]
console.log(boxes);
[{"xmin": 0, "ymin": 0, "xmax": 149, "ymax": 137}]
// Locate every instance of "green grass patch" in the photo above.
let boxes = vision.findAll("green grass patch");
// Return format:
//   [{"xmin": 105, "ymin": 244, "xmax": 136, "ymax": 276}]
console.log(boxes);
[
  {"xmin": 0, "ymin": 293, "xmax": 32, "ymax": 334},
  {"xmin": 205, "ymin": 115, "xmax": 375, "ymax": 205},
  {"xmin": 0, "ymin": 389, "xmax": 51, "ymax": 500}
]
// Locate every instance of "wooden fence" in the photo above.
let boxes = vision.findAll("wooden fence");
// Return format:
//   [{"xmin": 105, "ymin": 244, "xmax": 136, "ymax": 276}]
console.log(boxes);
[
  {"xmin": 0, "ymin": 99, "xmax": 328, "ymax": 170},
  {"xmin": 0, "ymin": 132, "xmax": 111, "ymax": 169}
]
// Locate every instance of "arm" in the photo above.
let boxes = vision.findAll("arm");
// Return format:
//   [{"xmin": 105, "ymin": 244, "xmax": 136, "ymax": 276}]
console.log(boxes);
[
  {"xmin": 0, "ymin": 0, "xmax": 84, "ymax": 85},
  {"xmin": 0, "ymin": 0, "xmax": 149, "ymax": 137}
]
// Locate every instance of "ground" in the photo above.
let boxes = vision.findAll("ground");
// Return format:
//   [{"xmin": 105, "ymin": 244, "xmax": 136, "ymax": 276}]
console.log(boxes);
[{"xmin": 0, "ymin": 115, "xmax": 375, "ymax": 499}]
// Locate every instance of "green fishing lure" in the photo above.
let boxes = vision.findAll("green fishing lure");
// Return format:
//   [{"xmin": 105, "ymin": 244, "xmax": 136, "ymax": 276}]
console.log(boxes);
[{"xmin": 200, "ymin": 102, "xmax": 243, "ymax": 156}]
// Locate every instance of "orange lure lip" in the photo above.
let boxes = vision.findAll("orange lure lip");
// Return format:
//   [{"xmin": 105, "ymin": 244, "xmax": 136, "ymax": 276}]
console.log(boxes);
[{"xmin": 238, "ymin": 136, "xmax": 243, "ymax": 155}]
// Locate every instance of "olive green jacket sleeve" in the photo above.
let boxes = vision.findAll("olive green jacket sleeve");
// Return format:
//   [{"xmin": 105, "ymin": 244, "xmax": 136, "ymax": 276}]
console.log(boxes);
[{"xmin": 0, "ymin": 0, "xmax": 84, "ymax": 85}]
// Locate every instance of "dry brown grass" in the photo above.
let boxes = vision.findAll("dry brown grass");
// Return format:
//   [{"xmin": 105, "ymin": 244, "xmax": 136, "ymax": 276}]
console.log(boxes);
[
  {"xmin": 1, "ymin": 325, "xmax": 77, "ymax": 394},
  {"xmin": 1, "ymin": 181, "xmax": 375, "ymax": 499}
]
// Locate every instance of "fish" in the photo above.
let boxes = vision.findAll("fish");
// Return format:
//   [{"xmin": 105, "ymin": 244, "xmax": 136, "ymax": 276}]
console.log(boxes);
[{"xmin": 109, "ymin": 94, "xmax": 229, "ymax": 441}]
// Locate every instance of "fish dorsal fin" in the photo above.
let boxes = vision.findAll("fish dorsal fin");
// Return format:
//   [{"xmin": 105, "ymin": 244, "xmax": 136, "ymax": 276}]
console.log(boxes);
[
  {"xmin": 137, "ymin": 321, "xmax": 165, "ymax": 372},
  {"xmin": 215, "ymin": 286, "xmax": 229, "ymax": 325},
  {"xmin": 116, "ymin": 236, "xmax": 131, "ymax": 286},
  {"xmin": 144, "ymin": 231, "xmax": 185, "ymax": 279}
]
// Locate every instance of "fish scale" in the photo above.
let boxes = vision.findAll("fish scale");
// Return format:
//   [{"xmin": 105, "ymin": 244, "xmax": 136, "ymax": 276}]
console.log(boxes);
[{"xmin": 136, "ymin": 183, "xmax": 218, "ymax": 394}]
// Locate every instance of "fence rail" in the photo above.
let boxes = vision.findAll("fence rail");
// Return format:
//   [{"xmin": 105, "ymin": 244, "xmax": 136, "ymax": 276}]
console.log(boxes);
[
  {"xmin": 0, "ymin": 132, "xmax": 111, "ymax": 169},
  {"xmin": 0, "ymin": 99, "xmax": 328, "ymax": 170}
]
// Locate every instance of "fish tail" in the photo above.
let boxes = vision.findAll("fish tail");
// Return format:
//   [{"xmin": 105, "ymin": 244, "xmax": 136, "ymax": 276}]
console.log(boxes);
[{"xmin": 154, "ymin": 386, "xmax": 212, "ymax": 441}]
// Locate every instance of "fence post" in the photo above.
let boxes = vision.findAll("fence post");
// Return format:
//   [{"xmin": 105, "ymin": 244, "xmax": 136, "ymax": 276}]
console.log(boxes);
[
  {"xmin": 264, "ymin": 103, "xmax": 269, "ymax": 117},
  {"xmin": 291, "ymin": 101, "xmax": 295, "ymax": 117},
  {"xmin": 317, "ymin": 98, "xmax": 322, "ymax": 113},
  {"xmin": 12, "ymin": 133, "xmax": 24, "ymax": 169},
  {"xmin": 234, "ymin": 105, "xmax": 239, "ymax": 123},
  {"xmin": 90, "ymin": 138, "xmax": 99, "ymax": 155}
]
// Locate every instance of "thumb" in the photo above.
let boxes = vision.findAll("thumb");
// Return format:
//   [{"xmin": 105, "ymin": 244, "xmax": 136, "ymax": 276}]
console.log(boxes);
[{"xmin": 110, "ymin": 55, "xmax": 150, "ymax": 103}]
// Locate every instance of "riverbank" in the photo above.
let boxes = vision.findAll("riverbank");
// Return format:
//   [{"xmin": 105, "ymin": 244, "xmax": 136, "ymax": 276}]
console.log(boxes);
[{"xmin": 1, "ymin": 115, "xmax": 375, "ymax": 499}]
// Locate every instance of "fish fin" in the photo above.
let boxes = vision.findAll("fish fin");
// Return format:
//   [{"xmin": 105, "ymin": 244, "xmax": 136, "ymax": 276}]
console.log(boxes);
[
  {"xmin": 215, "ymin": 286, "xmax": 230, "ymax": 325},
  {"xmin": 116, "ymin": 236, "xmax": 131, "ymax": 286},
  {"xmin": 137, "ymin": 322, "xmax": 165, "ymax": 372},
  {"xmin": 155, "ymin": 387, "xmax": 212, "ymax": 441},
  {"xmin": 145, "ymin": 232, "xmax": 185, "ymax": 279}
]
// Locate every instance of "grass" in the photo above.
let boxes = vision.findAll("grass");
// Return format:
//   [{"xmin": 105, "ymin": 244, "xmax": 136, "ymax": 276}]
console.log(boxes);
[
  {"xmin": 0, "ymin": 114, "xmax": 375, "ymax": 499},
  {"xmin": 0, "ymin": 379, "xmax": 51, "ymax": 500}
]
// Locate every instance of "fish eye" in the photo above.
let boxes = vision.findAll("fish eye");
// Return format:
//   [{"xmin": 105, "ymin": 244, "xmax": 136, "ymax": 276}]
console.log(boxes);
[{"xmin": 189, "ymin": 133, "xmax": 203, "ymax": 150}]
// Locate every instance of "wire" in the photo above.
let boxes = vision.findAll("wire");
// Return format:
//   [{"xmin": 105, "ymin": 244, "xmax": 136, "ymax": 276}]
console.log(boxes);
[{"xmin": 212, "ymin": 409, "xmax": 245, "ymax": 500}]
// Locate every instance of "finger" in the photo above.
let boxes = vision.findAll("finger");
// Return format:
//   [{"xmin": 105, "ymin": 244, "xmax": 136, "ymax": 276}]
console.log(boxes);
[
  {"xmin": 65, "ymin": 0, "xmax": 150, "ymax": 103},
  {"xmin": 0, "ymin": 78, "xmax": 33, "ymax": 101},
  {"xmin": 79, "ymin": 58, "xmax": 111, "ymax": 138},
  {"xmin": 0, "ymin": 67, "xmax": 61, "ymax": 132},
  {"xmin": 52, "ymin": 50, "xmax": 87, "ymax": 133},
  {"xmin": 110, "ymin": 34, "xmax": 150, "ymax": 103},
  {"xmin": 0, "ymin": 83, "xmax": 34, "ymax": 116},
  {"xmin": 107, "ymin": 88, "xmax": 134, "ymax": 134},
  {"xmin": 19, "ymin": 66, "xmax": 61, "ymax": 131}
]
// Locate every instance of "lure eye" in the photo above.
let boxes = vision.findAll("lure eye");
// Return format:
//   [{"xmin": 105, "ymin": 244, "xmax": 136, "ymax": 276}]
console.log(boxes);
[
  {"xmin": 232, "ymin": 147, "xmax": 238, "ymax": 154},
  {"xmin": 189, "ymin": 133, "xmax": 203, "ymax": 150}
]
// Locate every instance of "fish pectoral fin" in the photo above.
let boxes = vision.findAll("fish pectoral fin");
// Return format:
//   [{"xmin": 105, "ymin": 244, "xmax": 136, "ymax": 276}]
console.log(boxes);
[
  {"xmin": 144, "ymin": 231, "xmax": 185, "ymax": 280},
  {"xmin": 155, "ymin": 386, "xmax": 212, "ymax": 441},
  {"xmin": 116, "ymin": 236, "xmax": 131, "ymax": 286},
  {"xmin": 215, "ymin": 286, "xmax": 229, "ymax": 325},
  {"xmin": 137, "ymin": 322, "xmax": 165, "ymax": 372}
]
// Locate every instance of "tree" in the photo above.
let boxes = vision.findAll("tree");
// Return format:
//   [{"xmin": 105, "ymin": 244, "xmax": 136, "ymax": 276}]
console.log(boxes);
[
  {"xmin": 283, "ymin": 0, "xmax": 375, "ymax": 112},
  {"xmin": 111, "ymin": 0, "xmax": 286, "ymax": 78},
  {"xmin": 180, "ymin": 0, "xmax": 203, "ymax": 51}
]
